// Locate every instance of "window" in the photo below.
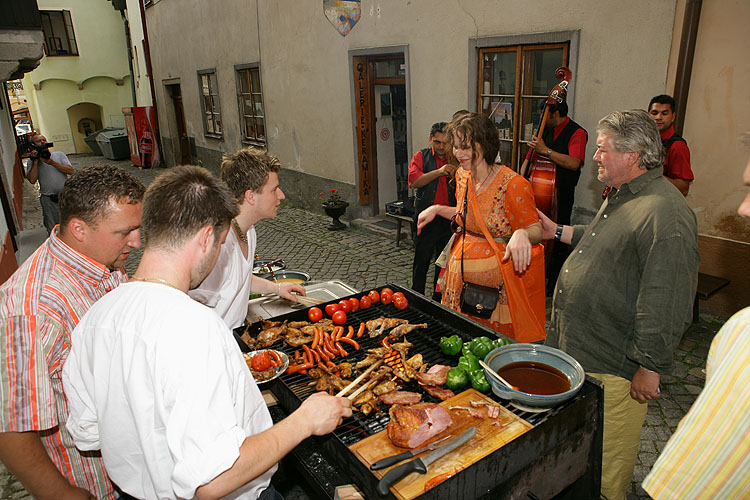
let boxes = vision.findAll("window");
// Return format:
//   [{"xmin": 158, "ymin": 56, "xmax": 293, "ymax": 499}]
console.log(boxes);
[
  {"xmin": 198, "ymin": 69, "xmax": 222, "ymax": 137},
  {"xmin": 478, "ymin": 43, "xmax": 569, "ymax": 171},
  {"xmin": 235, "ymin": 65, "xmax": 265, "ymax": 145},
  {"xmin": 40, "ymin": 10, "xmax": 79, "ymax": 56}
]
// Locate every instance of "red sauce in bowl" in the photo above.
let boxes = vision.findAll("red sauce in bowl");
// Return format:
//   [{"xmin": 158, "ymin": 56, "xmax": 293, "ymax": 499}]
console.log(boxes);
[{"xmin": 497, "ymin": 361, "xmax": 571, "ymax": 395}]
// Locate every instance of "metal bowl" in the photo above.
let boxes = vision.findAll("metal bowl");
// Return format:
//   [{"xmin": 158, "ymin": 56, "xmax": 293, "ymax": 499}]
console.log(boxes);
[
  {"xmin": 484, "ymin": 344, "xmax": 585, "ymax": 408},
  {"xmin": 253, "ymin": 258, "xmax": 286, "ymax": 275},
  {"xmin": 257, "ymin": 269, "xmax": 311, "ymax": 285}
]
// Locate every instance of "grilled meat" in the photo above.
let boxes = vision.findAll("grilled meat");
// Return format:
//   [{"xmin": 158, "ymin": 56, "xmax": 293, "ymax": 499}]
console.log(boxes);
[
  {"xmin": 260, "ymin": 319, "xmax": 283, "ymax": 329},
  {"xmin": 388, "ymin": 323, "xmax": 427, "ymax": 339},
  {"xmin": 421, "ymin": 384, "xmax": 455, "ymax": 401},
  {"xmin": 307, "ymin": 368, "xmax": 324, "ymax": 380},
  {"xmin": 387, "ymin": 403, "xmax": 452, "ymax": 448},
  {"xmin": 356, "ymin": 354, "xmax": 381, "ymax": 369},
  {"xmin": 256, "ymin": 323, "xmax": 286, "ymax": 348},
  {"xmin": 378, "ymin": 391, "xmax": 422, "ymax": 405},
  {"xmin": 373, "ymin": 380, "xmax": 398, "ymax": 396},
  {"xmin": 287, "ymin": 320, "xmax": 311, "ymax": 329},
  {"xmin": 327, "ymin": 375, "xmax": 349, "ymax": 394},
  {"xmin": 316, "ymin": 376, "xmax": 329, "ymax": 392},
  {"xmin": 284, "ymin": 328, "xmax": 314, "ymax": 347},
  {"xmin": 337, "ymin": 362, "xmax": 353, "ymax": 379},
  {"xmin": 353, "ymin": 390, "xmax": 374, "ymax": 406},
  {"xmin": 360, "ymin": 403, "xmax": 374, "ymax": 416},
  {"xmin": 405, "ymin": 353, "xmax": 426, "ymax": 372},
  {"xmin": 416, "ymin": 365, "xmax": 451, "ymax": 386},
  {"xmin": 366, "ymin": 317, "xmax": 408, "ymax": 338}
]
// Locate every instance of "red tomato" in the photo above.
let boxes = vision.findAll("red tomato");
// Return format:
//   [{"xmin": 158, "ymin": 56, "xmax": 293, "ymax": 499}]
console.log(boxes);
[
  {"xmin": 393, "ymin": 292, "xmax": 406, "ymax": 301},
  {"xmin": 368, "ymin": 290, "xmax": 381, "ymax": 304},
  {"xmin": 359, "ymin": 295, "xmax": 372, "ymax": 309},
  {"xmin": 348, "ymin": 297, "xmax": 359, "ymax": 312},
  {"xmin": 380, "ymin": 289, "xmax": 393, "ymax": 305},
  {"xmin": 251, "ymin": 352, "xmax": 272, "ymax": 371},
  {"xmin": 308, "ymin": 307, "xmax": 323, "ymax": 322},
  {"xmin": 381, "ymin": 287, "xmax": 394, "ymax": 296},
  {"xmin": 338, "ymin": 299, "xmax": 352, "ymax": 313},
  {"xmin": 332, "ymin": 310, "xmax": 347, "ymax": 325},
  {"xmin": 393, "ymin": 295, "xmax": 409, "ymax": 310},
  {"xmin": 325, "ymin": 303, "xmax": 341, "ymax": 317}
]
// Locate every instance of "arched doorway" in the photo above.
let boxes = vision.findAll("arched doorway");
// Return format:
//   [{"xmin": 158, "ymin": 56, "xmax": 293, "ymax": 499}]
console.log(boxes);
[{"xmin": 67, "ymin": 102, "xmax": 103, "ymax": 153}]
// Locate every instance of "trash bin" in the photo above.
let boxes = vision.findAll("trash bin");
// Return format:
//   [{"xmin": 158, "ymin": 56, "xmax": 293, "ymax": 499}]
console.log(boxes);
[
  {"xmin": 96, "ymin": 129, "xmax": 130, "ymax": 160},
  {"xmin": 84, "ymin": 127, "xmax": 119, "ymax": 156}
]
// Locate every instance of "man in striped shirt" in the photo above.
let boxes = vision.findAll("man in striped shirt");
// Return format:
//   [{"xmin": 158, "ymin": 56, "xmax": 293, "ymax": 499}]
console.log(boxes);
[
  {"xmin": 0, "ymin": 166, "xmax": 144, "ymax": 499},
  {"xmin": 642, "ymin": 142, "xmax": 750, "ymax": 499}
]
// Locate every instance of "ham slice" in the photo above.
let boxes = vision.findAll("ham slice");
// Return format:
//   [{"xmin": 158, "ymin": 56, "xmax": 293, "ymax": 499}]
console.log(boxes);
[
  {"xmin": 378, "ymin": 391, "xmax": 422, "ymax": 405},
  {"xmin": 416, "ymin": 364, "xmax": 451, "ymax": 386},
  {"xmin": 421, "ymin": 384, "xmax": 455, "ymax": 401},
  {"xmin": 387, "ymin": 403, "xmax": 452, "ymax": 449}
]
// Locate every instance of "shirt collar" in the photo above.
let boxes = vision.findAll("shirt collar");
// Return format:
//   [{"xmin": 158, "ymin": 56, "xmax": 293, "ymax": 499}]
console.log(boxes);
[
  {"xmin": 660, "ymin": 125, "xmax": 675, "ymax": 140},
  {"xmin": 48, "ymin": 229, "xmax": 117, "ymax": 283},
  {"xmin": 431, "ymin": 146, "xmax": 447, "ymax": 162},
  {"xmin": 553, "ymin": 117, "xmax": 571, "ymax": 136},
  {"xmin": 619, "ymin": 166, "xmax": 664, "ymax": 196}
]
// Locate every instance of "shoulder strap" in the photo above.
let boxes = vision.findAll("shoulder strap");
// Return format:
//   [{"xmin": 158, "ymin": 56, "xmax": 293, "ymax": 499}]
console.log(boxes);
[{"xmin": 466, "ymin": 176, "xmax": 506, "ymax": 270}]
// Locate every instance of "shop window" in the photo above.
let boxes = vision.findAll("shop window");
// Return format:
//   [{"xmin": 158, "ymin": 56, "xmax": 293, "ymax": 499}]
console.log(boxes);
[
  {"xmin": 40, "ymin": 10, "xmax": 79, "ymax": 56},
  {"xmin": 477, "ymin": 42, "xmax": 569, "ymax": 171},
  {"xmin": 235, "ymin": 65, "xmax": 265, "ymax": 146},
  {"xmin": 198, "ymin": 69, "xmax": 222, "ymax": 137}
]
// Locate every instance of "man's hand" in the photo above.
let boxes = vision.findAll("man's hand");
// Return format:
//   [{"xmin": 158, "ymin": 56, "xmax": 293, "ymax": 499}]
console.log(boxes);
[
  {"xmin": 502, "ymin": 229, "xmax": 532, "ymax": 273},
  {"xmin": 416, "ymin": 206, "xmax": 438, "ymax": 235},
  {"xmin": 527, "ymin": 136, "xmax": 549, "ymax": 155},
  {"xmin": 441, "ymin": 163, "xmax": 457, "ymax": 178},
  {"xmin": 278, "ymin": 283, "xmax": 305, "ymax": 302},
  {"xmin": 630, "ymin": 366, "xmax": 660, "ymax": 403},
  {"xmin": 297, "ymin": 392, "xmax": 352, "ymax": 436},
  {"xmin": 535, "ymin": 209, "xmax": 557, "ymax": 240}
]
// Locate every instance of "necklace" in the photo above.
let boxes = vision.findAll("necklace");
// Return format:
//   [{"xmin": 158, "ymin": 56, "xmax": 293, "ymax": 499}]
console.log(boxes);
[
  {"xmin": 130, "ymin": 277, "xmax": 182, "ymax": 292},
  {"xmin": 473, "ymin": 167, "xmax": 494, "ymax": 191},
  {"xmin": 232, "ymin": 219, "xmax": 248, "ymax": 244}
]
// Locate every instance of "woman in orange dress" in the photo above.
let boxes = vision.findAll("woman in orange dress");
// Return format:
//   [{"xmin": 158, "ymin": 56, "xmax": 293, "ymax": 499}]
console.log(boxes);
[{"xmin": 417, "ymin": 113, "xmax": 545, "ymax": 341}]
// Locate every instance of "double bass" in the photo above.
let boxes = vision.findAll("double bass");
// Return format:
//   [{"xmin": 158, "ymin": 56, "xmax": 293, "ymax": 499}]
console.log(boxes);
[{"xmin": 521, "ymin": 66, "xmax": 572, "ymax": 221}]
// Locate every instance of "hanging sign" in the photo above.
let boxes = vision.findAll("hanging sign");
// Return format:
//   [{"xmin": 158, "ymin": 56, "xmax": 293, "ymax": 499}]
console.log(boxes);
[{"xmin": 324, "ymin": 0, "xmax": 361, "ymax": 36}]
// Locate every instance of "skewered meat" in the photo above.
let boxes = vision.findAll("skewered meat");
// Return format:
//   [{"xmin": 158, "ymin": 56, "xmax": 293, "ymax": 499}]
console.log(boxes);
[
  {"xmin": 316, "ymin": 376, "xmax": 329, "ymax": 392},
  {"xmin": 360, "ymin": 403, "xmax": 374, "ymax": 416},
  {"xmin": 421, "ymin": 385, "xmax": 455, "ymax": 401},
  {"xmin": 387, "ymin": 403, "xmax": 452, "ymax": 448},
  {"xmin": 388, "ymin": 323, "xmax": 427, "ymax": 339},
  {"xmin": 373, "ymin": 380, "xmax": 398, "ymax": 396},
  {"xmin": 366, "ymin": 317, "xmax": 408, "ymax": 338},
  {"xmin": 378, "ymin": 391, "xmax": 422, "ymax": 405},
  {"xmin": 284, "ymin": 328, "xmax": 314, "ymax": 347},
  {"xmin": 356, "ymin": 354, "xmax": 381, "ymax": 369},
  {"xmin": 337, "ymin": 362, "xmax": 353, "ymax": 379},
  {"xmin": 353, "ymin": 390, "xmax": 374, "ymax": 406},
  {"xmin": 416, "ymin": 365, "xmax": 451, "ymax": 386}
]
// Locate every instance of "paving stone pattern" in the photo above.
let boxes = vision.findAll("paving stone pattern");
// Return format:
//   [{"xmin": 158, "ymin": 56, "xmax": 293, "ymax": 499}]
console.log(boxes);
[{"xmin": 0, "ymin": 154, "xmax": 723, "ymax": 500}]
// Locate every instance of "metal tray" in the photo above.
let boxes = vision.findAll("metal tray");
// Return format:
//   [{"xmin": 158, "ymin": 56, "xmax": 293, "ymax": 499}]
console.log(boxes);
[{"xmin": 246, "ymin": 280, "xmax": 358, "ymax": 322}]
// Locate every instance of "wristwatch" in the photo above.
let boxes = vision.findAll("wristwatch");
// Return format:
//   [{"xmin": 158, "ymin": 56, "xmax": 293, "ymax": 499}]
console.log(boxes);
[
  {"xmin": 554, "ymin": 224, "xmax": 564, "ymax": 241},
  {"xmin": 546, "ymin": 148, "xmax": 552, "ymax": 157}
]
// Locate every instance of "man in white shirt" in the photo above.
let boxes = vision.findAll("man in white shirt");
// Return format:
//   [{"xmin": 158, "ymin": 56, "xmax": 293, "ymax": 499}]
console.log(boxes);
[
  {"xmin": 63, "ymin": 165, "xmax": 352, "ymax": 500},
  {"xmin": 26, "ymin": 134, "xmax": 74, "ymax": 234},
  {"xmin": 190, "ymin": 148, "xmax": 305, "ymax": 329}
]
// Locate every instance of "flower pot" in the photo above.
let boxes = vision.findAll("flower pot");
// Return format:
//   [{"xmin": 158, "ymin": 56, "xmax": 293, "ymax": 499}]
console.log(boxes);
[{"xmin": 322, "ymin": 201, "xmax": 348, "ymax": 230}]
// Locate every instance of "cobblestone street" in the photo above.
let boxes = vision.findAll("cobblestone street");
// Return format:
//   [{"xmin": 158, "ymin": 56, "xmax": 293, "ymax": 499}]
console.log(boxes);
[{"xmin": 0, "ymin": 154, "xmax": 724, "ymax": 499}]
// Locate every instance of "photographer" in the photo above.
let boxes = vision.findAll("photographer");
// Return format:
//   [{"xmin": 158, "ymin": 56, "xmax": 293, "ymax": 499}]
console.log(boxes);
[{"xmin": 26, "ymin": 134, "xmax": 73, "ymax": 234}]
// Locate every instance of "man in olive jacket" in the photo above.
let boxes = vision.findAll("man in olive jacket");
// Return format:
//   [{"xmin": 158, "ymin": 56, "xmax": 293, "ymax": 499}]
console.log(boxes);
[{"xmin": 537, "ymin": 109, "xmax": 700, "ymax": 500}]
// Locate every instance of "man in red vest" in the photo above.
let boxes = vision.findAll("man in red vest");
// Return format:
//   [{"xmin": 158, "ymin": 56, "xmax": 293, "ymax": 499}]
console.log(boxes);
[{"xmin": 648, "ymin": 94, "xmax": 694, "ymax": 196}]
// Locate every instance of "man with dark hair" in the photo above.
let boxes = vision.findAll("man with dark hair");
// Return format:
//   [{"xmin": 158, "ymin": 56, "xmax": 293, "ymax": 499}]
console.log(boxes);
[
  {"xmin": 538, "ymin": 110, "xmax": 699, "ymax": 500},
  {"xmin": 409, "ymin": 121, "xmax": 456, "ymax": 299},
  {"xmin": 190, "ymin": 147, "xmax": 305, "ymax": 329},
  {"xmin": 648, "ymin": 94, "xmax": 693, "ymax": 196},
  {"xmin": 26, "ymin": 134, "xmax": 74, "ymax": 234},
  {"xmin": 521, "ymin": 101, "xmax": 588, "ymax": 294},
  {"xmin": 63, "ymin": 165, "xmax": 351, "ymax": 500},
  {"xmin": 0, "ymin": 165, "xmax": 144, "ymax": 499}
]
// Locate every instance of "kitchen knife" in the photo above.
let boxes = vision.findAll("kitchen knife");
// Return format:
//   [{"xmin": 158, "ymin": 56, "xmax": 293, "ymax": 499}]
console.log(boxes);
[
  {"xmin": 376, "ymin": 426, "xmax": 477, "ymax": 497},
  {"xmin": 369, "ymin": 434, "xmax": 453, "ymax": 471}
]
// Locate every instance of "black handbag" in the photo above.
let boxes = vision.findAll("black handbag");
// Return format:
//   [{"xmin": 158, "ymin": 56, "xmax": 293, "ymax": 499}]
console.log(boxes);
[{"xmin": 456, "ymin": 187, "xmax": 500, "ymax": 319}]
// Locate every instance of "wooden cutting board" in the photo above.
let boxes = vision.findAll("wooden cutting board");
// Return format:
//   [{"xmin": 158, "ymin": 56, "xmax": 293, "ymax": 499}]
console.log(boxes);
[{"xmin": 349, "ymin": 389, "xmax": 532, "ymax": 499}]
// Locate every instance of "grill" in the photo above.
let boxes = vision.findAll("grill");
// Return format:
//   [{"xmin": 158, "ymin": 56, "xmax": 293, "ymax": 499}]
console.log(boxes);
[{"xmin": 245, "ymin": 284, "xmax": 603, "ymax": 499}]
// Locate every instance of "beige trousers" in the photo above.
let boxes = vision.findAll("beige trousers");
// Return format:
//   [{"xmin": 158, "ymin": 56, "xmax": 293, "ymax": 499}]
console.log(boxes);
[{"xmin": 588, "ymin": 372, "xmax": 649, "ymax": 500}]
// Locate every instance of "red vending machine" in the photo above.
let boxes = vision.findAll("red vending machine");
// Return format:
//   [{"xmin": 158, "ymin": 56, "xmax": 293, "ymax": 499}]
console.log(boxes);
[{"xmin": 123, "ymin": 106, "xmax": 160, "ymax": 168}]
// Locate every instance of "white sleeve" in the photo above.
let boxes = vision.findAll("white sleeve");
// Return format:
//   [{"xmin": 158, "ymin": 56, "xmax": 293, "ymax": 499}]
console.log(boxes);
[{"xmin": 62, "ymin": 331, "xmax": 101, "ymax": 451}]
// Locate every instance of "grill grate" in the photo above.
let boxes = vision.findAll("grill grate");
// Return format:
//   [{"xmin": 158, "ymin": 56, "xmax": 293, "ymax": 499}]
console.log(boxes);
[{"xmin": 258, "ymin": 284, "xmax": 569, "ymax": 446}]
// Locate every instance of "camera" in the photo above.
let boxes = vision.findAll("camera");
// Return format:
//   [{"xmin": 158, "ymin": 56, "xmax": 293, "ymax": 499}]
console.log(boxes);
[{"xmin": 31, "ymin": 142, "xmax": 54, "ymax": 160}]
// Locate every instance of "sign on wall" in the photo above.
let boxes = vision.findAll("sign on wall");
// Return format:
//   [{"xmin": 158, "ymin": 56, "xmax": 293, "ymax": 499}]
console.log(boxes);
[
  {"xmin": 324, "ymin": 0, "xmax": 361, "ymax": 36},
  {"xmin": 353, "ymin": 56, "xmax": 373, "ymax": 204}
]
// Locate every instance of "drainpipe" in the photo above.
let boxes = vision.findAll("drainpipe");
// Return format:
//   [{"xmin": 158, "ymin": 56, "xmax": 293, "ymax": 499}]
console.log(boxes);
[
  {"xmin": 673, "ymin": 0, "xmax": 702, "ymax": 135},
  {"xmin": 120, "ymin": 11, "xmax": 137, "ymax": 107},
  {"xmin": 138, "ymin": 0, "xmax": 163, "ymax": 163}
]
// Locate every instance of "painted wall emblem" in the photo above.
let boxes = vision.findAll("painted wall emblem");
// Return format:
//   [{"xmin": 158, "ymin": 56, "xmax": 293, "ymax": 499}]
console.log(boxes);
[{"xmin": 324, "ymin": 0, "xmax": 361, "ymax": 36}]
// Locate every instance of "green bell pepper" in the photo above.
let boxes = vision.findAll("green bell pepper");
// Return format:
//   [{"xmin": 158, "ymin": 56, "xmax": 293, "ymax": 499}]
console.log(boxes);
[
  {"xmin": 462, "ymin": 341, "xmax": 472, "ymax": 356},
  {"xmin": 439, "ymin": 335, "xmax": 463, "ymax": 356},
  {"xmin": 491, "ymin": 336, "xmax": 511, "ymax": 350},
  {"xmin": 469, "ymin": 336, "xmax": 494, "ymax": 360},
  {"xmin": 458, "ymin": 353, "xmax": 479, "ymax": 374},
  {"xmin": 445, "ymin": 367, "xmax": 469, "ymax": 391},
  {"xmin": 469, "ymin": 369, "xmax": 491, "ymax": 393}
]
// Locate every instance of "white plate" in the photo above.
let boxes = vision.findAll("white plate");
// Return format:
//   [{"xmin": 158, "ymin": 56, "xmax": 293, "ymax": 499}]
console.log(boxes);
[{"xmin": 243, "ymin": 349, "xmax": 289, "ymax": 384}]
